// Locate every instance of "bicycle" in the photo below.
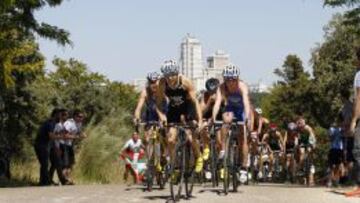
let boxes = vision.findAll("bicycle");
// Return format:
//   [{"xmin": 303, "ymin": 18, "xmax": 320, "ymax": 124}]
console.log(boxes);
[
  {"xmin": 296, "ymin": 144, "xmax": 314, "ymax": 186},
  {"xmin": 284, "ymin": 148, "xmax": 297, "ymax": 184},
  {"xmin": 215, "ymin": 120, "xmax": 247, "ymax": 195},
  {"xmin": 168, "ymin": 122, "xmax": 197, "ymax": 201},
  {"xmin": 136, "ymin": 121, "xmax": 167, "ymax": 191}
]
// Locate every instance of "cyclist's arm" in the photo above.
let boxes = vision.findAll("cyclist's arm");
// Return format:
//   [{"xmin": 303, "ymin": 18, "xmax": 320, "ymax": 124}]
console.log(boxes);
[
  {"xmin": 277, "ymin": 131, "xmax": 284, "ymax": 151},
  {"xmin": 183, "ymin": 78, "xmax": 202, "ymax": 123},
  {"xmin": 212, "ymin": 88, "xmax": 222, "ymax": 122},
  {"xmin": 239, "ymin": 81, "xmax": 251, "ymax": 124},
  {"xmin": 134, "ymin": 89, "xmax": 147, "ymax": 121},
  {"xmin": 199, "ymin": 94, "xmax": 207, "ymax": 113},
  {"xmin": 155, "ymin": 79, "xmax": 168, "ymax": 122},
  {"xmin": 283, "ymin": 131, "xmax": 288, "ymax": 152},
  {"xmin": 261, "ymin": 133, "xmax": 268, "ymax": 144},
  {"xmin": 306, "ymin": 125, "xmax": 316, "ymax": 147}
]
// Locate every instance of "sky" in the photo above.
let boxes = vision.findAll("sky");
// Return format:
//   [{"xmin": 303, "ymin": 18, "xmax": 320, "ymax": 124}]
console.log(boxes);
[{"xmin": 35, "ymin": 0, "xmax": 345, "ymax": 85}]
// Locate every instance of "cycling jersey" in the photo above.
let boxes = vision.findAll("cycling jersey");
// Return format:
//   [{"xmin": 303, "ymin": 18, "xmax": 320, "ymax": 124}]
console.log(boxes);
[
  {"xmin": 286, "ymin": 131, "xmax": 298, "ymax": 153},
  {"xmin": 224, "ymin": 85, "xmax": 245, "ymax": 121},
  {"xmin": 202, "ymin": 91, "xmax": 224, "ymax": 120},
  {"xmin": 298, "ymin": 128, "xmax": 311, "ymax": 146},
  {"xmin": 143, "ymin": 87, "xmax": 167, "ymax": 122},
  {"xmin": 268, "ymin": 132, "xmax": 281, "ymax": 151},
  {"xmin": 165, "ymin": 77, "xmax": 194, "ymax": 123}
]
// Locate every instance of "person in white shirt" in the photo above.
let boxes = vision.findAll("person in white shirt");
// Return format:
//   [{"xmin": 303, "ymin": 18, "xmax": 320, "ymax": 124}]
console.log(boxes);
[
  {"xmin": 121, "ymin": 132, "xmax": 144, "ymax": 184},
  {"xmin": 62, "ymin": 110, "xmax": 86, "ymax": 184}
]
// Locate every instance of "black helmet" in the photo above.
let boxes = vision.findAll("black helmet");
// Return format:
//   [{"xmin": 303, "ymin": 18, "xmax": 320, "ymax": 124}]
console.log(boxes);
[{"xmin": 205, "ymin": 78, "xmax": 220, "ymax": 92}]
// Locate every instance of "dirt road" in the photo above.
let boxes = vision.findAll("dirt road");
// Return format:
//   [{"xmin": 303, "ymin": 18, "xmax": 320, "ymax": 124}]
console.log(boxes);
[{"xmin": 0, "ymin": 183, "xmax": 359, "ymax": 203}]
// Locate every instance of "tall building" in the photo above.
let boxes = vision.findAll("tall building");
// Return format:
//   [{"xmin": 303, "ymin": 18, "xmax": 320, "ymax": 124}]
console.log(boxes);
[
  {"xmin": 205, "ymin": 50, "xmax": 230, "ymax": 81},
  {"xmin": 180, "ymin": 34, "xmax": 204, "ymax": 90}
]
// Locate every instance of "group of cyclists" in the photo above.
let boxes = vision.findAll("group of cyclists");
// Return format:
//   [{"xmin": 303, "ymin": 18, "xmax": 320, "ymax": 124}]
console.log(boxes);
[{"xmin": 125, "ymin": 59, "xmax": 323, "ymax": 200}]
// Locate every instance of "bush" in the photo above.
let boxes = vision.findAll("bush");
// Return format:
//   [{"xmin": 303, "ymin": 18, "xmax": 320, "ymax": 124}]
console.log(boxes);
[{"xmin": 73, "ymin": 109, "xmax": 133, "ymax": 184}]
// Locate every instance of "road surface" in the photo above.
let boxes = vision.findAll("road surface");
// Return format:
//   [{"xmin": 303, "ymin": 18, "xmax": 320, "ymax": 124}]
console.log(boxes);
[{"xmin": 0, "ymin": 183, "xmax": 359, "ymax": 203}]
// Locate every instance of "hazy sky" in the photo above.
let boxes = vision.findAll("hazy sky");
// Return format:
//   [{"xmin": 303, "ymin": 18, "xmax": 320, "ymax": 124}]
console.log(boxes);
[{"xmin": 35, "ymin": 0, "xmax": 345, "ymax": 85}]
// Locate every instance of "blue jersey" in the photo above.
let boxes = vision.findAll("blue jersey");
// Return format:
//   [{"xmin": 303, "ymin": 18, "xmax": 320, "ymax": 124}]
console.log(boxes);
[
  {"xmin": 329, "ymin": 127, "xmax": 344, "ymax": 150},
  {"xmin": 224, "ymin": 87, "xmax": 245, "ymax": 121}
]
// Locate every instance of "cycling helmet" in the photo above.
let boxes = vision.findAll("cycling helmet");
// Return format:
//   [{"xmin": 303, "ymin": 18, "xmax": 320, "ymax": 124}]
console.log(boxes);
[
  {"xmin": 205, "ymin": 78, "xmax": 220, "ymax": 92},
  {"xmin": 269, "ymin": 123, "xmax": 277, "ymax": 131},
  {"xmin": 146, "ymin": 71, "xmax": 161, "ymax": 82},
  {"xmin": 287, "ymin": 122, "xmax": 297, "ymax": 131},
  {"xmin": 255, "ymin": 108, "xmax": 262, "ymax": 115},
  {"xmin": 160, "ymin": 60, "xmax": 179, "ymax": 77},
  {"xmin": 223, "ymin": 64, "xmax": 240, "ymax": 80}
]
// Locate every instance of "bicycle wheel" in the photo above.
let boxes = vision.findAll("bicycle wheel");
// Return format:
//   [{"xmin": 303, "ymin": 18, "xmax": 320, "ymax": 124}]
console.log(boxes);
[
  {"xmin": 185, "ymin": 143, "xmax": 195, "ymax": 198},
  {"xmin": 223, "ymin": 133, "xmax": 231, "ymax": 195},
  {"xmin": 170, "ymin": 139, "xmax": 186, "ymax": 201},
  {"xmin": 231, "ymin": 142, "xmax": 239, "ymax": 192},
  {"xmin": 145, "ymin": 143, "xmax": 155, "ymax": 191},
  {"xmin": 210, "ymin": 138, "xmax": 218, "ymax": 187}
]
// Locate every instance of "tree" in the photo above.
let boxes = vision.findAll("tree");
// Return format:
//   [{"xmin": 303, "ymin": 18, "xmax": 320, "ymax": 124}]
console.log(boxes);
[
  {"xmin": 0, "ymin": 0, "xmax": 71, "ymax": 46},
  {"xmin": 262, "ymin": 55, "xmax": 315, "ymax": 126},
  {"xmin": 324, "ymin": 0, "xmax": 360, "ymax": 35},
  {"xmin": 311, "ymin": 14, "xmax": 359, "ymax": 127},
  {"xmin": 0, "ymin": 34, "xmax": 45, "ymax": 178}
]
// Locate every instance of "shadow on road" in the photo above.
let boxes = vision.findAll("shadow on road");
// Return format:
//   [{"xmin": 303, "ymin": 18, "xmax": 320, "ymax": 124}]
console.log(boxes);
[
  {"xmin": 250, "ymin": 183, "xmax": 321, "ymax": 189},
  {"xmin": 124, "ymin": 186, "xmax": 166, "ymax": 192},
  {"xmin": 198, "ymin": 188, "xmax": 243, "ymax": 196}
]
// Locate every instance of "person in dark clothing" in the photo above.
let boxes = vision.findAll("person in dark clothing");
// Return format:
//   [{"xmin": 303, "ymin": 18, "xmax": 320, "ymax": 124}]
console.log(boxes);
[
  {"xmin": 34, "ymin": 108, "xmax": 59, "ymax": 186},
  {"xmin": 346, "ymin": 47, "xmax": 360, "ymax": 197}
]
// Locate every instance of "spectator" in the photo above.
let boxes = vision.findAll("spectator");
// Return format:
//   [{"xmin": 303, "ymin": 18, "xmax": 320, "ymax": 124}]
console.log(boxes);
[
  {"xmin": 327, "ymin": 114, "xmax": 345, "ymax": 187},
  {"xmin": 49, "ymin": 108, "xmax": 69, "ymax": 185},
  {"xmin": 63, "ymin": 109, "xmax": 86, "ymax": 184},
  {"xmin": 33, "ymin": 108, "xmax": 59, "ymax": 186},
  {"xmin": 120, "ymin": 132, "xmax": 144, "ymax": 184},
  {"xmin": 346, "ymin": 47, "xmax": 360, "ymax": 197}
]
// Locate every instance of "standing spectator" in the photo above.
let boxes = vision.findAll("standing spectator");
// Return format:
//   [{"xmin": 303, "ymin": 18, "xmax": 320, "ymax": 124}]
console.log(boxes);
[
  {"xmin": 49, "ymin": 108, "xmax": 69, "ymax": 185},
  {"xmin": 327, "ymin": 114, "xmax": 345, "ymax": 187},
  {"xmin": 33, "ymin": 108, "xmax": 59, "ymax": 186},
  {"xmin": 340, "ymin": 90, "xmax": 355, "ymax": 185},
  {"xmin": 346, "ymin": 47, "xmax": 360, "ymax": 197},
  {"xmin": 63, "ymin": 110, "xmax": 86, "ymax": 184},
  {"xmin": 120, "ymin": 132, "xmax": 144, "ymax": 184}
]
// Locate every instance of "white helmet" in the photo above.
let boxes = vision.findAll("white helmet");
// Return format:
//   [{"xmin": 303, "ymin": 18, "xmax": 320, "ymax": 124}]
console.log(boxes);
[
  {"xmin": 223, "ymin": 64, "xmax": 240, "ymax": 79},
  {"xmin": 255, "ymin": 108, "xmax": 262, "ymax": 115},
  {"xmin": 160, "ymin": 60, "xmax": 179, "ymax": 77}
]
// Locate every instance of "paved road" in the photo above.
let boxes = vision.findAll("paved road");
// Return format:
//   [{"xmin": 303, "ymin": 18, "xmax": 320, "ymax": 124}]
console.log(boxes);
[{"xmin": 0, "ymin": 183, "xmax": 359, "ymax": 203}]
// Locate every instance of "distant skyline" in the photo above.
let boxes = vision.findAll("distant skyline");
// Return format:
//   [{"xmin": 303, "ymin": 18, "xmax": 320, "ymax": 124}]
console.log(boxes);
[{"xmin": 35, "ymin": 0, "xmax": 345, "ymax": 85}]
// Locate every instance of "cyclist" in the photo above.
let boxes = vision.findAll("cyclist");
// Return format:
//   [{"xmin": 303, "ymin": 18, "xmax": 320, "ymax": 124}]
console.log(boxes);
[
  {"xmin": 199, "ymin": 78, "xmax": 222, "ymax": 161},
  {"xmin": 212, "ymin": 64, "xmax": 251, "ymax": 182},
  {"xmin": 283, "ymin": 122, "xmax": 299, "ymax": 181},
  {"xmin": 261, "ymin": 123, "xmax": 284, "ymax": 178},
  {"xmin": 134, "ymin": 72, "xmax": 166, "ymax": 171},
  {"xmin": 296, "ymin": 116, "xmax": 316, "ymax": 186},
  {"xmin": 251, "ymin": 107, "xmax": 270, "ymax": 141},
  {"xmin": 156, "ymin": 60, "xmax": 203, "ymax": 173},
  {"xmin": 249, "ymin": 107, "xmax": 270, "ymax": 174}
]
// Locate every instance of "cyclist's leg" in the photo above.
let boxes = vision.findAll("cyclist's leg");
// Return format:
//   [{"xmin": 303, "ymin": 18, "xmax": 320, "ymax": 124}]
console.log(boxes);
[
  {"xmin": 268, "ymin": 151, "xmax": 274, "ymax": 176},
  {"xmin": 200, "ymin": 122, "xmax": 210, "ymax": 160},
  {"xmin": 298, "ymin": 147, "xmax": 305, "ymax": 169},
  {"xmin": 307, "ymin": 147, "xmax": 315, "ymax": 185},
  {"xmin": 167, "ymin": 127, "xmax": 178, "ymax": 163}
]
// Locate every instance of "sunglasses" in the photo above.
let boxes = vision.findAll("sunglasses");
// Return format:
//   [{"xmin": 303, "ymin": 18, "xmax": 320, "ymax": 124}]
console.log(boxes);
[{"xmin": 224, "ymin": 77, "xmax": 238, "ymax": 81}]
